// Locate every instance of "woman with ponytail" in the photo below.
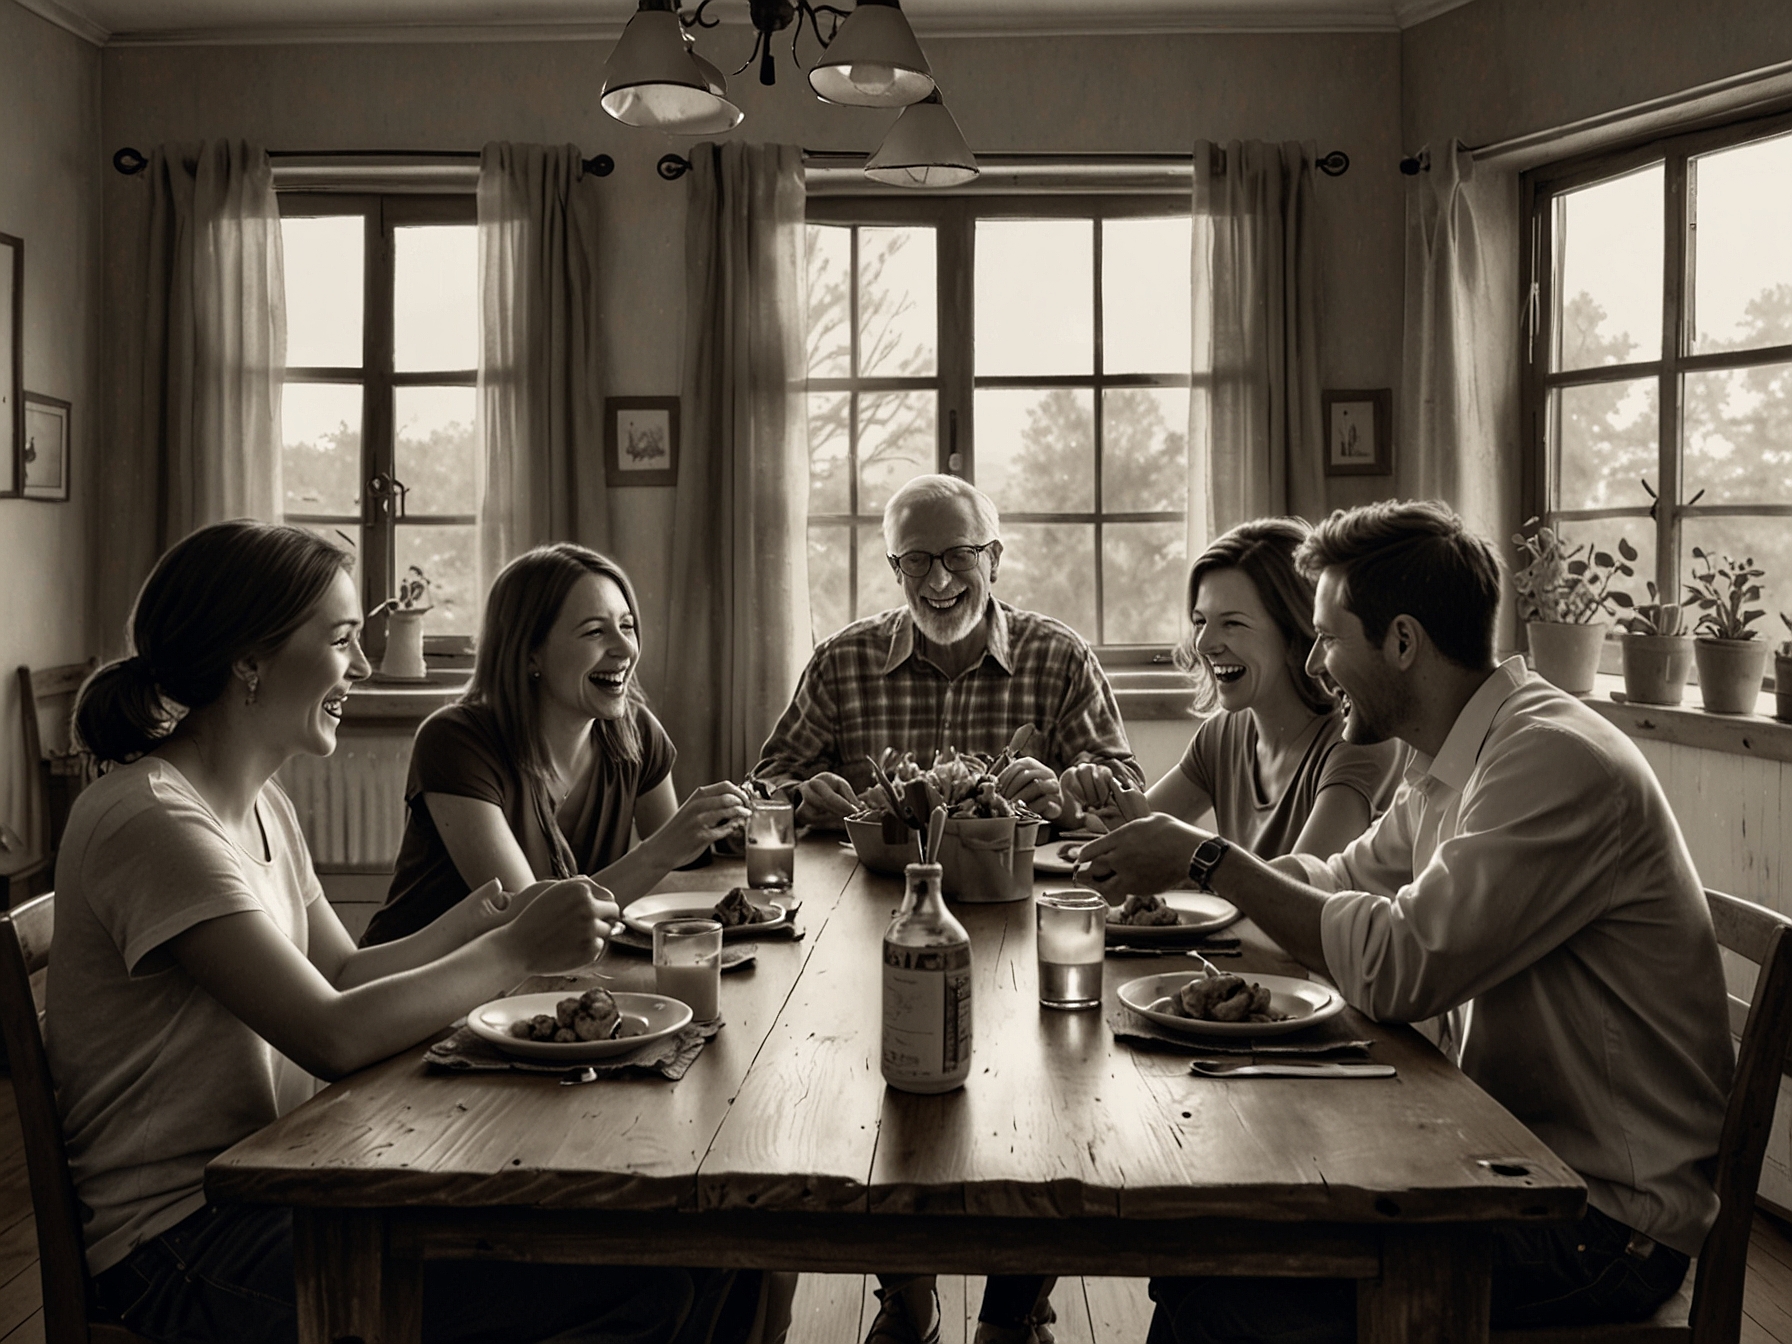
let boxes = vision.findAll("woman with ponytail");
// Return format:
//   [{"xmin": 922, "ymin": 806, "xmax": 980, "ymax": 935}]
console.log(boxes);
[{"xmin": 48, "ymin": 520, "xmax": 726, "ymax": 1344}]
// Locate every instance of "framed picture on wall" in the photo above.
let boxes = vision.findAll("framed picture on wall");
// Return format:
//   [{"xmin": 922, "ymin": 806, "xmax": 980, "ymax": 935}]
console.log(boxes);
[
  {"xmin": 0, "ymin": 233, "xmax": 21, "ymax": 498},
  {"xmin": 22, "ymin": 394, "xmax": 69, "ymax": 502},
  {"xmin": 1322, "ymin": 388, "xmax": 1392, "ymax": 477},
  {"xmin": 605, "ymin": 397, "xmax": 680, "ymax": 488}
]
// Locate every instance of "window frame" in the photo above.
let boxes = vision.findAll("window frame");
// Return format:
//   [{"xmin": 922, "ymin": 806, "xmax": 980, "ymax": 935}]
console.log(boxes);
[
  {"xmin": 1520, "ymin": 106, "xmax": 1792, "ymax": 612},
  {"xmin": 805, "ymin": 192, "xmax": 1194, "ymax": 663},
  {"xmin": 277, "ymin": 191, "xmax": 478, "ymax": 653}
]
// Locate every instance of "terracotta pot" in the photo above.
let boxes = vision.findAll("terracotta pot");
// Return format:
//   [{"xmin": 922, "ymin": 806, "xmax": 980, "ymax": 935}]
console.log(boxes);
[
  {"xmin": 1693, "ymin": 637, "xmax": 1769, "ymax": 715},
  {"xmin": 844, "ymin": 816, "xmax": 922, "ymax": 876},
  {"xmin": 936, "ymin": 816, "xmax": 1040, "ymax": 903},
  {"xmin": 379, "ymin": 609, "xmax": 429, "ymax": 680},
  {"xmin": 1775, "ymin": 654, "xmax": 1792, "ymax": 723},
  {"xmin": 1619, "ymin": 634, "xmax": 1694, "ymax": 707},
  {"xmin": 1526, "ymin": 620, "xmax": 1606, "ymax": 696}
]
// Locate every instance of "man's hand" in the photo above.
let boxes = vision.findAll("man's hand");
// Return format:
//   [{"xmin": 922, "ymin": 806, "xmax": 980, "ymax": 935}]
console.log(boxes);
[
  {"xmin": 995, "ymin": 755, "xmax": 1063, "ymax": 820},
  {"xmin": 796, "ymin": 771, "xmax": 859, "ymax": 830},
  {"xmin": 1076, "ymin": 814, "xmax": 1208, "ymax": 899}
]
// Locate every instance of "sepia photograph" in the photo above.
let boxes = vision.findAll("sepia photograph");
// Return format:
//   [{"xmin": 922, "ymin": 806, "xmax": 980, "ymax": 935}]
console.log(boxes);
[
  {"xmin": 605, "ymin": 395, "xmax": 680, "ymax": 487},
  {"xmin": 21, "ymin": 393, "xmax": 68, "ymax": 501}
]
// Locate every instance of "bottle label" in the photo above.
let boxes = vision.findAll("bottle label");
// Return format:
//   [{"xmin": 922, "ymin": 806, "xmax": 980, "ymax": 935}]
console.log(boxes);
[{"xmin": 882, "ymin": 941, "xmax": 972, "ymax": 1084}]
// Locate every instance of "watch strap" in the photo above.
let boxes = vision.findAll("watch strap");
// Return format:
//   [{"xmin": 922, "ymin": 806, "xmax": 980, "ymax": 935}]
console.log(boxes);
[{"xmin": 1187, "ymin": 836, "xmax": 1232, "ymax": 891}]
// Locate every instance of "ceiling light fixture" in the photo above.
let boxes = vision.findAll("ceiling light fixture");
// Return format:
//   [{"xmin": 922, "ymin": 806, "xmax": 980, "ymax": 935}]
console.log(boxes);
[{"xmin": 600, "ymin": 0, "xmax": 976, "ymax": 187}]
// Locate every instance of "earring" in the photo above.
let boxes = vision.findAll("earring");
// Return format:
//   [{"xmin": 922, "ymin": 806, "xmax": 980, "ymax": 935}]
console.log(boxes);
[
  {"xmin": 529, "ymin": 668, "xmax": 541, "ymax": 682},
  {"xmin": 244, "ymin": 672, "xmax": 259, "ymax": 706}
]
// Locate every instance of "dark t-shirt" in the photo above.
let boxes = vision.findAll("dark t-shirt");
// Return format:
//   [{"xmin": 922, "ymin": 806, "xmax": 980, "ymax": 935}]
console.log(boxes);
[{"xmin": 360, "ymin": 701, "xmax": 675, "ymax": 946}]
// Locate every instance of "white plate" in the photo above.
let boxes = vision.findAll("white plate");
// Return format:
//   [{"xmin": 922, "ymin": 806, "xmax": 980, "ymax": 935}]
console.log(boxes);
[
  {"xmin": 1103, "ymin": 891, "xmax": 1240, "ymax": 942},
  {"xmin": 622, "ymin": 891, "xmax": 792, "ymax": 940},
  {"xmin": 1034, "ymin": 840, "xmax": 1084, "ymax": 876},
  {"xmin": 1117, "ymin": 972, "xmax": 1345, "ymax": 1037},
  {"xmin": 467, "ymin": 991, "xmax": 694, "ymax": 1061}
]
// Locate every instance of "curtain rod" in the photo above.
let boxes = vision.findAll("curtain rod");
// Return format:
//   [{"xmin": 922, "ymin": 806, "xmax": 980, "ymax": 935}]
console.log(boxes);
[{"xmin": 111, "ymin": 147, "xmax": 616, "ymax": 177}]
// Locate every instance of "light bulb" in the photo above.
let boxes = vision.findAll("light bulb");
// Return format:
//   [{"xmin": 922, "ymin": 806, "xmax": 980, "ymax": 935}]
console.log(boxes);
[{"xmin": 847, "ymin": 62, "xmax": 898, "ymax": 98}]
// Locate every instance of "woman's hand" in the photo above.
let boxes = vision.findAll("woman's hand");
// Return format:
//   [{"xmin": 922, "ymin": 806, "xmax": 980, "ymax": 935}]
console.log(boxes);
[
  {"xmin": 995, "ymin": 756, "xmax": 1063, "ymax": 820},
  {"xmin": 646, "ymin": 781, "xmax": 754, "ymax": 869},
  {"xmin": 1060, "ymin": 763, "xmax": 1150, "ymax": 833},
  {"xmin": 500, "ymin": 876, "xmax": 620, "ymax": 975}
]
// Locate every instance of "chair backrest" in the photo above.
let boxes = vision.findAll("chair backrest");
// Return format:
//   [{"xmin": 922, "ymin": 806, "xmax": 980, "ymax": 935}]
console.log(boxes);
[
  {"xmin": 18, "ymin": 662, "xmax": 98, "ymax": 863},
  {"xmin": 1689, "ymin": 888, "xmax": 1792, "ymax": 1344},
  {"xmin": 0, "ymin": 893, "xmax": 125, "ymax": 1344}
]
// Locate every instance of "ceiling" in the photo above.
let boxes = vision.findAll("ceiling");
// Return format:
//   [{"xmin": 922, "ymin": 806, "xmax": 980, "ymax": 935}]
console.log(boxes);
[{"xmin": 16, "ymin": 0, "xmax": 1475, "ymax": 47}]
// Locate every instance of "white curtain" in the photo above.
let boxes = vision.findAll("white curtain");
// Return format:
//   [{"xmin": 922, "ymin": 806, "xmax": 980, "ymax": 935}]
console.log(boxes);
[
  {"xmin": 1191, "ymin": 140, "xmax": 1325, "ymax": 541},
  {"xmin": 96, "ymin": 141, "xmax": 284, "ymax": 649},
  {"xmin": 476, "ymin": 143, "xmax": 607, "ymax": 598},
  {"xmin": 661, "ymin": 143, "xmax": 811, "ymax": 789},
  {"xmin": 1399, "ymin": 141, "xmax": 1521, "ymax": 548}
]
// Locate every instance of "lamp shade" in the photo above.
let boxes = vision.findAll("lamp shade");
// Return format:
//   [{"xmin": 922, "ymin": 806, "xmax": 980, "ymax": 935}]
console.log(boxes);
[
  {"xmin": 808, "ymin": 0, "xmax": 934, "ymax": 108},
  {"xmin": 601, "ymin": 5, "xmax": 743, "ymax": 133},
  {"xmin": 864, "ymin": 93, "xmax": 979, "ymax": 188}
]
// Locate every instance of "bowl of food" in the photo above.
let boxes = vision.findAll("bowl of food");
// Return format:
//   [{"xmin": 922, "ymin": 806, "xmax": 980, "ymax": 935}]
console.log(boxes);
[{"xmin": 845, "ymin": 814, "xmax": 923, "ymax": 876}]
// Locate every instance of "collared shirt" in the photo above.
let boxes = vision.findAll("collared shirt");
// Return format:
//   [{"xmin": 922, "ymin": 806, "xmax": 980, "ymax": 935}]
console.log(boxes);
[
  {"xmin": 1290, "ymin": 657, "xmax": 1732, "ymax": 1257},
  {"xmin": 754, "ymin": 599, "xmax": 1143, "ymax": 795}
]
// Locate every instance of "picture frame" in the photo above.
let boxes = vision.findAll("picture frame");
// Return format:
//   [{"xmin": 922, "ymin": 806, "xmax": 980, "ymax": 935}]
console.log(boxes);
[
  {"xmin": 0, "ymin": 233, "xmax": 21, "ymax": 499},
  {"xmin": 22, "ymin": 393, "xmax": 69, "ymax": 502},
  {"xmin": 1322, "ymin": 388, "xmax": 1393, "ymax": 477},
  {"xmin": 604, "ymin": 396, "xmax": 680, "ymax": 488}
]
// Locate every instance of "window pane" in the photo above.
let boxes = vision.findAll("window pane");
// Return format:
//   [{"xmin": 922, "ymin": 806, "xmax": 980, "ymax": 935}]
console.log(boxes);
[
  {"xmin": 860, "ymin": 227, "xmax": 936, "ymax": 378},
  {"xmin": 1103, "ymin": 387, "xmax": 1189, "ymax": 513},
  {"xmin": 976, "ymin": 219, "xmax": 1092, "ymax": 376},
  {"xmin": 282, "ymin": 215, "xmax": 363, "ymax": 368},
  {"xmin": 1592, "ymin": 524, "xmax": 1657, "ymax": 614},
  {"xmin": 859, "ymin": 391, "xmax": 936, "ymax": 513},
  {"xmin": 282, "ymin": 383, "xmax": 362, "ymax": 517},
  {"xmin": 1684, "ymin": 361, "xmax": 1792, "ymax": 506},
  {"xmin": 1681, "ymin": 519, "xmax": 1787, "ymax": 643},
  {"xmin": 998, "ymin": 521, "xmax": 1096, "ymax": 638},
  {"xmin": 395, "ymin": 386, "xmax": 477, "ymax": 516},
  {"xmin": 394, "ymin": 225, "xmax": 476, "ymax": 372},
  {"xmin": 396, "ymin": 523, "xmax": 476, "ymax": 636},
  {"xmin": 1550, "ymin": 378, "xmax": 1657, "ymax": 512},
  {"xmin": 809, "ymin": 391, "xmax": 851, "ymax": 515},
  {"xmin": 1553, "ymin": 165, "xmax": 1663, "ymax": 372},
  {"xmin": 1103, "ymin": 521, "xmax": 1187, "ymax": 645},
  {"xmin": 858, "ymin": 526, "xmax": 898, "ymax": 622},
  {"xmin": 975, "ymin": 388, "xmax": 1092, "ymax": 514},
  {"xmin": 1689, "ymin": 131, "xmax": 1792, "ymax": 356},
  {"xmin": 1103, "ymin": 217, "xmax": 1192, "ymax": 374},
  {"xmin": 808, "ymin": 525, "xmax": 851, "ymax": 641},
  {"xmin": 296, "ymin": 523, "xmax": 361, "ymax": 576},
  {"xmin": 806, "ymin": 225, "xmax": 851, "ymax": 379}
]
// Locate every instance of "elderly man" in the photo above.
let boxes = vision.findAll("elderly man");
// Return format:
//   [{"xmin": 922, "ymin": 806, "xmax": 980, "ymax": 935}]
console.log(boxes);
[
  {"xmin": 754, "ymin": 473, "xmax": 1143, "ymax": 831},
  {"xmin": 1079, "ymin": 500, "xmax": 1732, "ymax": 1342}
]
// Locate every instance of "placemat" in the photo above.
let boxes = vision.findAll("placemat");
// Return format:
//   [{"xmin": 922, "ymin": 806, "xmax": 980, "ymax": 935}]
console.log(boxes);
[
  {"xmin": 1105, "ymin": 1003, "xmax": 1373, "ymax": 1057},
  {"xmin": 424, "ymin": 1018, "xmax": 723, "ymax": 1080}
]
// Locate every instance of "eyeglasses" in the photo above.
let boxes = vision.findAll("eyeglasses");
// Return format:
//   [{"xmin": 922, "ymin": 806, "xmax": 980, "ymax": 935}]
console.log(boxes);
[{"xmin": 887, "ymin": 541, "xmax": 998, "ymax": 579}]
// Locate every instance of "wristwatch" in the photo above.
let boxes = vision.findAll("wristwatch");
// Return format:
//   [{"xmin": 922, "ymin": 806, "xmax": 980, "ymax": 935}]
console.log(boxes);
[{"xmin": 1186, "ymin": 835, "xmax": 1232, "ymax": 892}]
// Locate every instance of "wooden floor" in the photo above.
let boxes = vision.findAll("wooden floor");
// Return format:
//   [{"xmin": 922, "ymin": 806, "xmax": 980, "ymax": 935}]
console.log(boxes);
[{"xmin": 2, "ymin": 1071, "xmax": 1791, "ymax": 1344}]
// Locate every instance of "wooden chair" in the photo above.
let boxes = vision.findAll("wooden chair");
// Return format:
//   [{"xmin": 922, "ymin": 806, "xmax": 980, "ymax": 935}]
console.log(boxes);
[
  {"xmin": 1, "ymin": 662, "xmax": 97, "ymax": 907},
  {"xmin": 0, "ymin": 894, "xmax": 149, "ymax": 1344},
  {"xmin": 1492, "ymin": 887, "xmax": 1792, "ymax": 1344}
]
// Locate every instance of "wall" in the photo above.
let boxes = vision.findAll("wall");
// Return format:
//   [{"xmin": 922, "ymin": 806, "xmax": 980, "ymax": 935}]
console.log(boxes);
[
  {"xmin": 98, "ymin": 26, "xmax": 1405, "ymax": 702},
  {"xmin": 0, "ymin": 0, "xmax": 102, "ymax": 855}
]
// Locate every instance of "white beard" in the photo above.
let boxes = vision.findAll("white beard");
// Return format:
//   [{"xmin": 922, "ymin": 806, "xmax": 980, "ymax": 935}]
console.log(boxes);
[{"xmin": 912, "ymin": 592, "xmax": 984, "ymax": 646}]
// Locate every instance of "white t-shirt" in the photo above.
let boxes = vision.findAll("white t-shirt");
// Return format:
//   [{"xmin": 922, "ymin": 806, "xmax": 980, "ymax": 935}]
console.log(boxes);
[{"xmin": 47, "ymin": 757, "xmax": 322, "ymax": 1274}]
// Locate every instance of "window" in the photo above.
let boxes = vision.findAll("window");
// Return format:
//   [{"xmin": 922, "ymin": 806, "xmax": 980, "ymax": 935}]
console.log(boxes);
[
  {"xmin": 278, "ymin": 194, "xmax": 480, "ymax": 643},
  {"xmin": 1524, "ymin": 111, "xmax": 1792, "ymax": 631},
  {"xmin": 805, "ymin": 197, "xmax": 1193, "ymax": 655}
]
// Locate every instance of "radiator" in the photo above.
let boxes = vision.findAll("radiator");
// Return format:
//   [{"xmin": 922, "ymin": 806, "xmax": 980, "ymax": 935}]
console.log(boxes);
[{"xmin": 277, "ymin": 733, "xmax": 414, "ymax": 871}]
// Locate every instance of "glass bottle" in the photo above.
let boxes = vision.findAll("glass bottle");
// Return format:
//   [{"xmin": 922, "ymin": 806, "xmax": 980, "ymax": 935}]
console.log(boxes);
[{"xmin": 881, "ymin": 862, "xmax": 973, "ymax": 1094}]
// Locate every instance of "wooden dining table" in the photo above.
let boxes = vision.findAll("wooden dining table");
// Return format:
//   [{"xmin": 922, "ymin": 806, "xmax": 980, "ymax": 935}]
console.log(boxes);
[{"xmin": 207, "ymin": 836, "xmax": 1584, "ymax": 1344}]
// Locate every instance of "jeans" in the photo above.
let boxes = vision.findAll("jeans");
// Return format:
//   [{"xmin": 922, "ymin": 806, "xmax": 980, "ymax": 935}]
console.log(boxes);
[
  {"xmin": 94, "ymin": 1202, "xmax": 749, "ymax": 1344},
  {"xmin": 1146, "ymin": 1206, "xmax": 1690, "ymax": 1344},
  {"xmin": 875, "ymin": 1274, "xmax": 1057, "ymax": 1330}
]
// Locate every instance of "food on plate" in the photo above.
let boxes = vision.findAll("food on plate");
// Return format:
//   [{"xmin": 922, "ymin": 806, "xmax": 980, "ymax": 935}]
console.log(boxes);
[
  {"xmin": 1110, "ymin": 893, "xmax": 1180, "ymax": 927},
  {"xmin": 711, "ymin": 887, "xmax": 775, "ymax": 928},
  {"xmin": 1173, "ymin": 972, "xmax": 1285, "ymax": 1024},
  {"xmin": 508, "ymin": 987, "xmax": 624, "ymax": 1042}
]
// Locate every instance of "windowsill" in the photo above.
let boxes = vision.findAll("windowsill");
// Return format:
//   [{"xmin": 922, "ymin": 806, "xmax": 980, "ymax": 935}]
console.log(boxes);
[
  {"xmin": 1109, "ymin": 669, "xmax": 1200, "ymax": 720},
  {"xmin": 1582, "ymin": 672, "xmax": 1792, "ymax": 764},
  {"xmin": 340, "ymin": 672, "xmax": 467, "ymax": 728}
]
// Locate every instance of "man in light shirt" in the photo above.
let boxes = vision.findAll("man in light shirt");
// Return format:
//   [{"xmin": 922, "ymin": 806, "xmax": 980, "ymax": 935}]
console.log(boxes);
[{"xmin": 1079, "ymin": 500, "xmax": 1733, "ymax": 1341}]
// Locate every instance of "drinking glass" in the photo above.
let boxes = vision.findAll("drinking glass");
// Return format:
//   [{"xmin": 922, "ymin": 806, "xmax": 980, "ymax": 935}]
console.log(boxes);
[
  {"xmin": 745, "ymin": 798, "xmax": 796, "ymax": 891},
  {"xmin": 1036, "ymin": 890, "xmax": 1106, "ymax": 1010},
  {"xmin": 653, "ymin": 918, "xmax": 722, "ymax": 1021}
]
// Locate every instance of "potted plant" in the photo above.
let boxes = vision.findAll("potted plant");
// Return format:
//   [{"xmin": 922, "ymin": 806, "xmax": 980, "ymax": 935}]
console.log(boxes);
[
  {"xmin": 1609, "ymin": 579, "xmax": 1693, "ymax": 706},
  {"xmin": 1511, "ymin": 521, "xmax": 1631, "ymax": 695},
  {"xmin": 1776, "ymin": 614, "xmax": 1792, "ymax": 724},
  {"xmin": 369, "ymin": 565, "xmax": 432, "ymax": 681},
  {"xmin": 1682, "ymin": 548, "xmax": 1768, "ymax": 714}
]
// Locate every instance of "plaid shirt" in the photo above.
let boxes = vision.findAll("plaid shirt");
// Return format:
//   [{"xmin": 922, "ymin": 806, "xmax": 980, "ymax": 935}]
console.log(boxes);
[{"xmin": 754, "ymin": 600, "xmax": 1143, "ymax": 795}]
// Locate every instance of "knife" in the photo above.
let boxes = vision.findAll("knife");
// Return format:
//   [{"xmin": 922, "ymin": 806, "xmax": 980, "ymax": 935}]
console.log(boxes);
[{"xmin": 1188, "ymin": 1061, "xmax": 1395, "ymax": 1079}]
